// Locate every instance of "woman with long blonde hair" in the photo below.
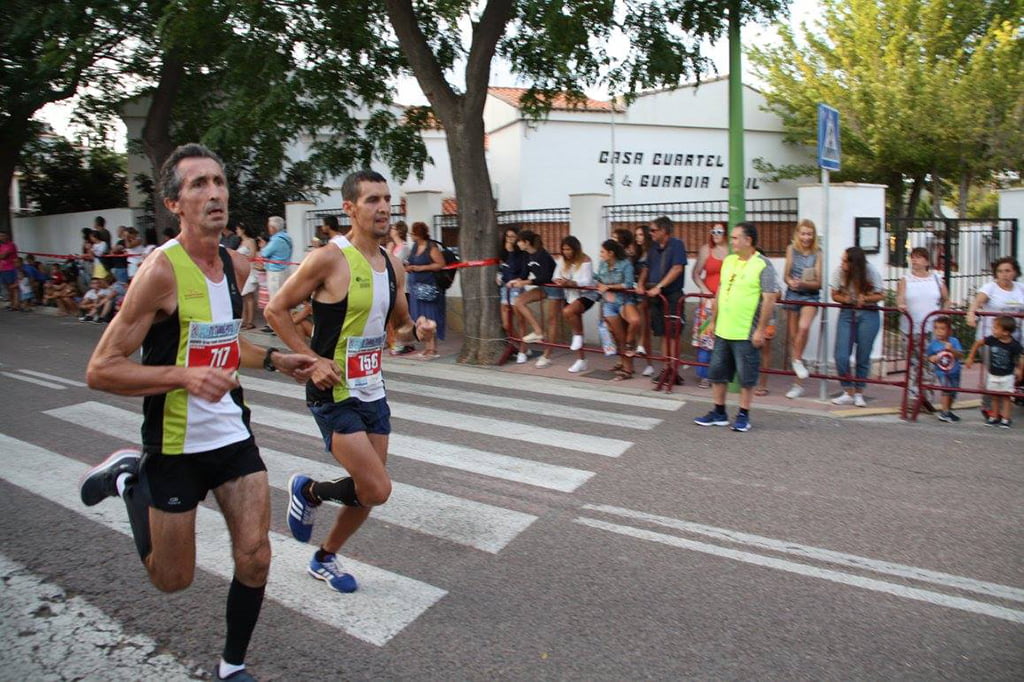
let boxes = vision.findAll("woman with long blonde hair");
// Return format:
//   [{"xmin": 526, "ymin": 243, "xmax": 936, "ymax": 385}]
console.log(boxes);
[{"xmin": 781, "ymin": 219, "xmax": 822, "ymax": 399}]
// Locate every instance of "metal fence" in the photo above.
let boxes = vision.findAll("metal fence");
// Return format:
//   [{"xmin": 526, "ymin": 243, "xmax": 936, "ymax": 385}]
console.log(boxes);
[
  {"xmin": 433, "ymin": 207, "xmax": 572, "ymax": 253},
  {"xmin": 604, "ymin": 198, "xmax": 799, "ymax": 256},
  {"xmin": 305, "ymin": 205, "xmax": 406, "ymax": 238},
  {"xmin": 885, "ymin": 218, "xmax": 1019, "ymax": 307}
]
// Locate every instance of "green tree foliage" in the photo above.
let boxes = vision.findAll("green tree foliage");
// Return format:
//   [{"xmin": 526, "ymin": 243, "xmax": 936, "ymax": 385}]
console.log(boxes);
[
  {"xmin": 748, "ymin": 0, "xmax": 1024, "ymax": 219},
  {"xmin": 107, "ymin": 1, "xmax": 431, "ymax": 231},
  {"xmin": 0, "ymin": 0, "xmax": 141, "ymax": 232},
  {"xmin": 19, "ymin": 136, "xmax": 127, "ymax": 215},
  {"xmin": 383, "ymin": 0, "xmax": 787, "ymax": 363}
]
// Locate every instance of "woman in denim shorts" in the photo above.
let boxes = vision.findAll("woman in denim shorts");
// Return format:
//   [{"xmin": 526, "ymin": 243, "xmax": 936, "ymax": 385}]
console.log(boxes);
[
  {"xmin": 781, "ymin": 219, "xmax": 823, "ymax": 399},
  {"xmin": 595, "ymin": 239, "xmax": 639, "ymax": 380}
]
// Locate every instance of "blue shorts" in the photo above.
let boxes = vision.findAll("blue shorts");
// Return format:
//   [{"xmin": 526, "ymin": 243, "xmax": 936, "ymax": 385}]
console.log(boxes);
[
  {"xmin": 602, "ymin": 299, "xmax": 624, "ymax": 318},
  {"xmin": 0, "ymin": 270, "xmax": 16, "ymax": 286},
  {"xmin": 501, "ymin": 286, "xmax": 523, "ymax": 305},
  {"xmin": 543, "ymin": 285, "xmax": 565, "ymax": 300},
  {"xmin": 308, "ymin": 397, "xmax": 391, "ymax": 452},
  {"xmin": 934, "ymin": 370, "xmax": 960, "ymax": 398},
  {"xmin": 780, "ymin": 289, "xmax": 820, "ymax": 311},
  {"xmin": 708, "ymin": 337, "xmax": 760, "ymax": 387}
]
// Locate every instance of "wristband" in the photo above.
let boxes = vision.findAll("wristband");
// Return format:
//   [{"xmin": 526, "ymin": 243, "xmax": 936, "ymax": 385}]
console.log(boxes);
[{"xmin": 263, "ymin": 347, "xmax": 279, "ymax": 372}]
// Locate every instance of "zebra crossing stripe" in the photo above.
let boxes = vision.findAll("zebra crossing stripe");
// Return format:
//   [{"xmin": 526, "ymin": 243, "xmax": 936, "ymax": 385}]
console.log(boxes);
[
  {"xmin": 44, "ymin": 402, "xmax": 542, "ymax": 553},
  {"xmin": 45, "ymin": 400, "xmax": 594, "ymax": 492},
  {"xmin": 241, "ymin": 373, "xmax": 663, "ymax": 431},
  {"xmin": 383, "ymin": 361, "xmax": 685, "ymax": 411},
  {"xmin": 2, "ymin": 371, "xmax": 67, "ymax": 390},
  {"xmin": 0, "ymin": 553, "xmax": 200, "ymax": 680},
  {"xmin": 16, "ymin": 369, "xmax": 88, "ymax": 387},
  {"xmin": 263, "ymin": 447, "xmax": 537, "ymax": 554},
  {"xmin": 0, "ymin": 433, "xmax": 446, "ymax": 647}
]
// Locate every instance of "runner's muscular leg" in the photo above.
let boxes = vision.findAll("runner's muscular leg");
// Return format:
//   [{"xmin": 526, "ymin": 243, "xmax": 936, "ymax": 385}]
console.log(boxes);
[
  {"xmin": 214, "ymin": 471, "xmax": 271, "ymax": 587},
  {"xmin": 322, "ymin": 431, "xmax": 389, "ymax": 554},
  {"xmin": 145, "ymin": 507, "xmax": 199, "ymax": 592}
]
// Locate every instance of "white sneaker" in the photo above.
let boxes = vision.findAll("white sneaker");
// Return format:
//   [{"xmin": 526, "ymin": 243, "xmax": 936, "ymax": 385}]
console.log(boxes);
[
  {"xmin": 831, "ymin": 393, "xmax": 855, "ymax": 405},
  {"xmin": 521, "ymin": 331, "xmax": 544, "ymax": 344},
  {"xmin": 792, "ymin": 359, "xmax": 809, "ymax": 380},
  {"xmin": 516, "ymin": 352, "xmax": 528, "ymax": 364},
  {"xmin": 535, "ymin": 356, "xmax": 552, "ymax": 368},
  {"xmin": 567, "ymin": 359, "xmax": 588, "ymax": 373},
  {"xmin": 642, "ymin": 365, "xmax": 655, "ymax": 377},
  {"xmin": 785, "ymin": 385, "xmax": 804, "ymax": 399},
  {"xmin": 569, "ymin": 334, "xmax": 584, "ymax": 351},
  {"xmin": 636, "ymin": 345, "xmax": 647, "ymax": 356},
  {"xmin": 853, "ymin": 393, "xmax": 867, "ymax": 407}
]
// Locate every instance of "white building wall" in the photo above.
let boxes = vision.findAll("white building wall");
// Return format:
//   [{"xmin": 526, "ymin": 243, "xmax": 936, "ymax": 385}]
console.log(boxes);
[
  {"xmin": 12, "ymin": 208, "xmax": 136, "ymax": 259},
  {"xmin": 488, "ymin": 124, "xmax": 524, "ymax": 209}
]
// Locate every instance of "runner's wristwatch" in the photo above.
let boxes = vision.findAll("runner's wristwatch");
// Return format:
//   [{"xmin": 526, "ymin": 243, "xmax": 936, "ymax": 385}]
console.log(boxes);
[{"xmin": 263, "ymin": 347, "xmax": 278, "ymax": 372}]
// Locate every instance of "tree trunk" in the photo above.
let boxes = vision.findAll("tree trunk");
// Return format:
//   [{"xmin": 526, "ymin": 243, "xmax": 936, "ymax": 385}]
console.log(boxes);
[
  {"xmin": 142, "ymin": 52, "xmax": 185, "ymax": 235},
  {"xmin": 888, "ymin": 172, "xmax": 905, "ymax": 222},
  {"xmin": 0, "ymin": 111, "xmax": 35, "ymax": 236},
  {"xmin": 445, "ymin": 116, "xmax": 505, "ymax": 365},
  {"xmin": 957, "ymin": 171, "xmax": 971, "ymax": 218},
  {"xmin": 931, "ymin": 170, "xmax": 943, "ymax": 217},
  {"xmin": 906, "ymin": 174, "xmax": 926, "ymax": 220},
  {"xmin": 383, "ymin": 0, "xmax": 514, "ymax": 365}
]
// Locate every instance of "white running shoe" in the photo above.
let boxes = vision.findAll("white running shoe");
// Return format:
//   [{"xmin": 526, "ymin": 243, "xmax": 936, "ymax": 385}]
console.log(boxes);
[
  {"xmin": 516, "ymin": 352, "xmax": 528, "ymax": 364},
  {"xmin": 521, "ymin": 331, "xmax": 544, "ymax": 344},
  {"xmin": 792, "ymin": 359, "xmax": 809, "ymax": 380},
  {"xmin": 567, "ymin": 358, "xmax": 588, "ymax": 373},
  {"xmin": 854, "ymin": 393, "xmax": 867, "ymax": 407},
  {"xmin": 535, "ymin": 356, "xmax": 552, "ymax": 368},
  {"xmin": 785, "ymin": 385, "xmax": 804, "ymax": 399},
  {"xmin": 636, "ymin": 345, "xmax": 647, "ymax": 356},
  {"xmin": 831, "ymin": 393, "xmax": 855, "ymax": 405},
  {"xmin": 569, "ymin": 334, "xmax": 584, "ymax": 351},
  {"xmin": 642, "ymin": 365, "xmax": 655, "ymax": 377}
]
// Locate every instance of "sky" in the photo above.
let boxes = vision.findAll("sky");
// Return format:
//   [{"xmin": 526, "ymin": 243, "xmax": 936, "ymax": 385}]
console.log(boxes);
[{"xmin": 38, "ymin": 0, "xmax": 819, "ymax": 147}]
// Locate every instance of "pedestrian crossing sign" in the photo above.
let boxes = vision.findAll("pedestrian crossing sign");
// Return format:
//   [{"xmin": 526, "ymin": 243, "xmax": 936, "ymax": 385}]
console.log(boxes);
[{"xmin": 817, "ymin": 104, "xmax": 841, "ymax": 171}]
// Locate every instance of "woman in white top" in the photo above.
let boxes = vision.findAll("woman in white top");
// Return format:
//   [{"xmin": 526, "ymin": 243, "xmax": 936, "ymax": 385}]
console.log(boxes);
[
  {"xmin": 557, "ymin": 236, "xmax": 598, "ymax": 373},
  {"xmin": 237, "ymin": 223, "xmax": 260, "ymax": 329},
  {"xmin": 966, "ymin": 256, "xmax": 1024, "ymax": 416},
  {"xmin": 896, "ymin": 246, "xmax": 949, "ymax": 406}
]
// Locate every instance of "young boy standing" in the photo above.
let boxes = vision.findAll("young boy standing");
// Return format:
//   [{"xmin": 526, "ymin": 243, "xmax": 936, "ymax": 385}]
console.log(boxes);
[
  {"xmin": 926, "ymin": 316, "xmax": 963, "ymax": 422},
  {"xmin": 967, "ymin": 315, "xmax": 1024, "ymax": 428}
]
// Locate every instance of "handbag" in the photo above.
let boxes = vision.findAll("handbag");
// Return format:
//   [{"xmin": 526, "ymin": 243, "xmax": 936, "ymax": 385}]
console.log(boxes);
[{"xmin": 413, "ymin": 282, "xmax": 440, "ymax": 302}]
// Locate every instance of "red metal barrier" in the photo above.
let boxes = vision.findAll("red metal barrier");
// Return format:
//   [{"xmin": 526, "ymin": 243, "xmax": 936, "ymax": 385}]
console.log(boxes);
[{"xmin": 911, "ymin": 309, "xmax": 1024, "ymax": 421}]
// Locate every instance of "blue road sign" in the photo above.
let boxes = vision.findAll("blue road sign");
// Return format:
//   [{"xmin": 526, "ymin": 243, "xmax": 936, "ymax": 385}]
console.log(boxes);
[{"xmin": 817, "ymin": 104, "xmax": 841, "ymax": 171}]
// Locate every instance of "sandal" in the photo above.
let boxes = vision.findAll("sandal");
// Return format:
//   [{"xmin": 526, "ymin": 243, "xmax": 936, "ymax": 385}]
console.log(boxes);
[
  {"xmin": 623, "ymin": 343, "xmax": 636, "ymax": 358},
  {"xmin": 754, "ymin": 387, "xmax": 769, "ymax": 396},
  {"xmin": 240, "ymin": 323, "xmax": 256, "ymax": 330},
  {"xmin": 611, "ymin": 362, "xmax": 624, "ymax": 372},
  {"xmin": 698, "ymin": 378, "xmax": 711, "ymax": 389},
  {"xmin": 417, "ymin": 351, "xmax": 440, "ymax": 360},
  {"xmin": 612, "ymin": 368, "xmax": 634, "ymax": 381}
]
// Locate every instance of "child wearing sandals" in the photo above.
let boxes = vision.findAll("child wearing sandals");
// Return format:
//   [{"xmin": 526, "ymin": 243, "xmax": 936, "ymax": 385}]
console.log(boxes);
[{"xmin": 595, "ymin": 239, "xmax": 640, "ymax": 381}]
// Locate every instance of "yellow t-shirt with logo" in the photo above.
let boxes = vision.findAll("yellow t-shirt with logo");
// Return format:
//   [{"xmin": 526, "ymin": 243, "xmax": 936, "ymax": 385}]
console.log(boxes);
[{"xmin": 716, "ymin": 253, "xmax": 779, "ymax": 341}]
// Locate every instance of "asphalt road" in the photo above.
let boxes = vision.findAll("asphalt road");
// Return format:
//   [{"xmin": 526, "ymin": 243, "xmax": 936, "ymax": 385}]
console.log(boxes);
[{"xmin": 1, "ymin": 311, "xmax": 1021, "ymax": 680}]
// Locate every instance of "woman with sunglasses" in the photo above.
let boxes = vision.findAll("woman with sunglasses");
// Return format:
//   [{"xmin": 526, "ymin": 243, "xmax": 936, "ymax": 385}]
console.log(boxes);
[
  {"xmin": 781, "ymin": 219, "xmax": 823, "ymax": 398},
  {"xmin": 691, "ymin": 223, "xmax": 728, "ymax": 388}
]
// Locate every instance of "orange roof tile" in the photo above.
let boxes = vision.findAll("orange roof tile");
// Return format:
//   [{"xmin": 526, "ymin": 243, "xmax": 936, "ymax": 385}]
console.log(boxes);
[{"xmin": 487, "ymin": 87, "xmax": 620, "ymax": 112}]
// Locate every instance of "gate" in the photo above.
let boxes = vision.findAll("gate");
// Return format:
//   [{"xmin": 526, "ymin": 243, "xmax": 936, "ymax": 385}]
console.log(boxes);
[
  {"xmin": 433, "ymin": 207, "xmax": 571, "ymax": 255},
  {"xmin": 603, "ymin": 198, "xmax": 798, "ymax": 256},
  {"xmin": 305, "ymin": 205, "xmax": 406, "ymax": 238}
]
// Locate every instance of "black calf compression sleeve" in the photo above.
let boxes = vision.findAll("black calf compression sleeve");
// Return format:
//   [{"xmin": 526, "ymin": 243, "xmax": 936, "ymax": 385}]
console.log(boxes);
[
  {"xmin": 122, "ymin": 479, "xmax": 152, "ymax": 561},
  {"xmin": 310, "ymin": 477, "xmax": 362, "ymax": 507}
]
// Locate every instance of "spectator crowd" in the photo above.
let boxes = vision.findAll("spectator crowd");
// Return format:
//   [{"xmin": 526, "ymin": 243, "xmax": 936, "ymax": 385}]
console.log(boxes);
[{"xmin": 3, "ymin": 213, "xmax": 1022, "ymax": 430}]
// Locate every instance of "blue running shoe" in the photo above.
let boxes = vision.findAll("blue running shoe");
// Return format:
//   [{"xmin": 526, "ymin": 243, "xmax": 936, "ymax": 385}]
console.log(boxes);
[
  {"xmin": 214, "ymin": 665, "xmax": 258, "ymax": 681},
  {"xmin": 694, "ymin": 410, "xmax": 729, "ymax": 427},
  {"xmin": 731, "ymin": 412, "xmax": 751, "ymax": 432},
  {"xmin": 308, "ymin": 552, "xmax": 358, "ymax": 593},
  {"xmin": 287, "ymin": 474, "xmax": 316, "ymax": 543},
  {"xmin": 79, "ymin": 449, "xmax": 141, "ymax": 506}
]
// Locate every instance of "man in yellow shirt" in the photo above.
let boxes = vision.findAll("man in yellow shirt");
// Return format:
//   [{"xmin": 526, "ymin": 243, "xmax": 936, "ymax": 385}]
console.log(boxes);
[{"xmin": 694, "ymin": 222, "xmax": 780, "ymax": 432}]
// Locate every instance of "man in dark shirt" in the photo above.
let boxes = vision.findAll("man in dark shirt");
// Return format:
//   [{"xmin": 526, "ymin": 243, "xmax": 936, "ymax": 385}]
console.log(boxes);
[{"xmin": 638, "ymin": 216, "xmax": 687, "ymax": 385}]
